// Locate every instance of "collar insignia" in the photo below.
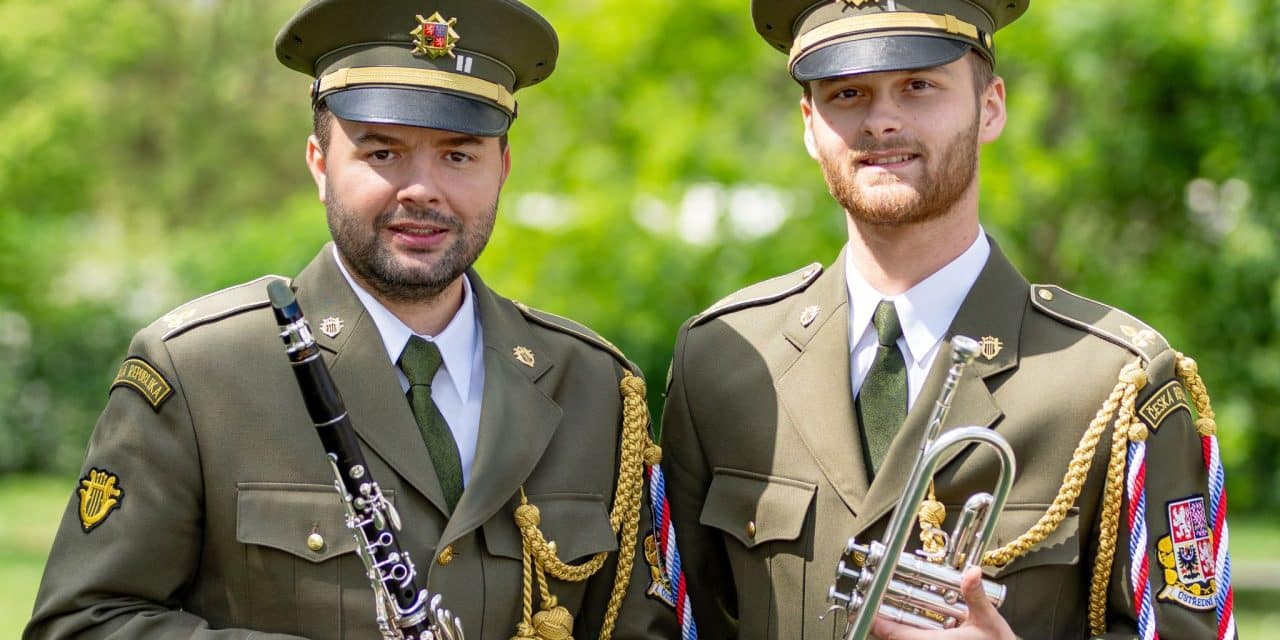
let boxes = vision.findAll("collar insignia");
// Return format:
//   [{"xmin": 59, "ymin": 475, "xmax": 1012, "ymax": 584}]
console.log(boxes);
[
  {"xmin": 78, "ymin": 468, "xmax": 124, "ymax": 533},
  {"xmin": 319, "ymin": 316, "xmax": 344, "ymax": 338},
  {"xmin": 1156, "ymin": 496, "xmax": 1218, "ymax": 610},
  {"xmin": 513, "ymin": 345, "xmax": 536, "ymax": 368},
  {"xmin": 411, "ymin": 12, "xmax": 460, "ymax": 59},
  {"xmin": 800, "ymin": 305, "xmax": 821, "ymax": 328},
  {"xmin": 978, "ymin": 336, "xmax": 1003, "ymax": 360}
]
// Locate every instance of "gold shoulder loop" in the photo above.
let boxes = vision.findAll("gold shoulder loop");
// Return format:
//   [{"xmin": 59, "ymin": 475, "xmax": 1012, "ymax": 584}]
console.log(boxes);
[
  {"xmin": 511, "ymin": 370, "xmax": 656, "ymax": 640},
  {"xmin": 690, "ymin": 262, "xmax": 823, "ymax": 328},
  {"xmin": 1029, "ymin": 284, "xmax": 1169, "ymax": 362}
]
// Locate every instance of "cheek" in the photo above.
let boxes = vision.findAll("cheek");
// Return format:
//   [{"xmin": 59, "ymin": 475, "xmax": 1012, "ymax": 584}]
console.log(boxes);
[{"xmin": 329, "ymin": 165, "xmax": 397, "ymax": 210}]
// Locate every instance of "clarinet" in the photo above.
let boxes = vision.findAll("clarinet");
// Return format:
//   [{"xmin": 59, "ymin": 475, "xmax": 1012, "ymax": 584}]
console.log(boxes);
[{"xmin": 267, "ymin": 280, "xmax": 465, "ymax": 640}]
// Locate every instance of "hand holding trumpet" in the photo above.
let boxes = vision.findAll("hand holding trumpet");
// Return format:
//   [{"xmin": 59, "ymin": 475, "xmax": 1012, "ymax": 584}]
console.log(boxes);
[{"xmin": 869, "ymin": 567, "xmax": 1015, "ymax": 640}]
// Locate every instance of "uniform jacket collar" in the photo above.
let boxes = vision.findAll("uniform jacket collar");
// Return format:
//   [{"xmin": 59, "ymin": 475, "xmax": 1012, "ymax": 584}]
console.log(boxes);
[
  {"xmin": 775, "ymin": 238, "xmax": 1027, "ymax": 532},
  {"xmin": 292, "ymin": 245, "xmax": 563, "ymax": 543}
]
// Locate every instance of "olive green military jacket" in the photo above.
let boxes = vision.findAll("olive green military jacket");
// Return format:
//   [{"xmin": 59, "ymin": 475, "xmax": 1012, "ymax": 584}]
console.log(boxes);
[
  {"xmin": 661, "ymin": 242, "xmax": 1225, "ymax": 639},
  {"xmin": 27, "ymin": 246, "xmax": 676, "ymax": 639}
]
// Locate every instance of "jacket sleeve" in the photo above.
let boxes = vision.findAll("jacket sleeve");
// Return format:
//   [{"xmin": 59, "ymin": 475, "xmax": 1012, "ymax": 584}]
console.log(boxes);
[
  {"xmin": 1092, "ymin": 348, "xmax": 1230, "ymax": 640},
  {"xmin": 23, "ymin": 330, "xmax": 306, "ymax": 640},
  {"xmin": 659, "ymin": 322, "xmax": 739, "ymax": 639}
]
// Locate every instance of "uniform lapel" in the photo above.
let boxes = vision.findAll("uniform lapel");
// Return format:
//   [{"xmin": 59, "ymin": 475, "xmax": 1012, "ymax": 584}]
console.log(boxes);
[
  {"xmin": 776, "ymin": 251, "xmax": 872, "ymax": 513},
  {"xmin": 851, "ymin": 239, "xmax": 1026, "ymax": 535},
  {"xmin": 291, "ymin": 245, "xmax": 450, "ymax": 514},
  {"xmin": 440, "ymin": 271, "xmax": 562, "ymax": 545}
]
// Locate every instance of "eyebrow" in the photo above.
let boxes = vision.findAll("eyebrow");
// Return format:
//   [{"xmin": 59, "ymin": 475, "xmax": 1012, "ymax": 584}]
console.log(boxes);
[{"xmin": 352, "ymin": 132, "xmax": 406, "ymax": 147}]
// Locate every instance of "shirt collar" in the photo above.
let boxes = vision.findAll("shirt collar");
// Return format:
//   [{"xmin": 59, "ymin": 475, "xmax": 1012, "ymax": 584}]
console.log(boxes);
[
  {"xmin": 845, "ymin": 229, "xmax": 991, "ymax": 366},
  {"xmin": 331, "ymin": 245, "xmax": 479, "ymax": 400}
]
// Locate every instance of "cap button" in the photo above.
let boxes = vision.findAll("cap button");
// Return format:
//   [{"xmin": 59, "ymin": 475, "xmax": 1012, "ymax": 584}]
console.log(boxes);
[{"xmin": 306, "ymin": 532, "xmax": 325, "ymax": 552}]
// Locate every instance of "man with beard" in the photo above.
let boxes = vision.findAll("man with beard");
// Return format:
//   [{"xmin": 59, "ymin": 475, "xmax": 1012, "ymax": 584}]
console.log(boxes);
[
  {"xmin": 26, "ymin": 1, "xmax": 679, "ymax": 638},
  {"xmin": 659, "ymin": 0, "xmax": 1233, "ymax": 638}
]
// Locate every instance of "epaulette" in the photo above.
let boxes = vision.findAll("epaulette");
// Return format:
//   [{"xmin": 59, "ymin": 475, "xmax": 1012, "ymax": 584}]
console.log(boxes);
[
  {"xmin": 513, "ymin": 301, "xmax": 636, "ymax": 374},
  {"xmin": 1029, "ymin": 284, "xmax": 1170, "ymax": 363},
  {"xmin": 690, "ymin": 262, "xmax": 823, "ymax": 328},
  {"xmin": 158, "ymin": 275, "xmax": 287, "ymax": 341}
]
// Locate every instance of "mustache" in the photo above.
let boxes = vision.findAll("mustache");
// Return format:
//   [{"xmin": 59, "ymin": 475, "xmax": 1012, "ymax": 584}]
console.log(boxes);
[
  {"xmin": 374, "ymin": 206, "xmax": 461, "ymax": 230},
  {"xmin": 848, "ymin": 136, "xmax": 925, "ymax": 156}
]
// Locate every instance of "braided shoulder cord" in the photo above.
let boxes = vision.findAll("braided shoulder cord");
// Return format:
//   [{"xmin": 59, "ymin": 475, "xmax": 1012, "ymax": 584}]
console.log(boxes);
[{"xmin": 510, "ymin": 371, "xmax": 655, "ymax": 640}]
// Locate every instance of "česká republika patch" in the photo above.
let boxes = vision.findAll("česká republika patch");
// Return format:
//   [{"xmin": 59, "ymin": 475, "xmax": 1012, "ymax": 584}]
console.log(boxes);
[
  {"xmin": 78, "ymin": 468, "xmax": 124, "ymax": 533},
  {"xmin": 1155, "ymin": 495, "xmax": 1218, "ymax": 610},
  {"xmin": 1138, "ymin": 380, "xmax": 1190, "ymax": 433},
  {"xmin": 112, "ymin": 357, "xmax": 173, "ymax": 411}
]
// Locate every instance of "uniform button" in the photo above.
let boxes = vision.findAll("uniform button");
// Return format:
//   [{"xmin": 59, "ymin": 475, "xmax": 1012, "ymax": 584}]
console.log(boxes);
[
  {"xmin": 306, "ymin": 532, "xmax": 325, "ymax": 552},
  {"xmin": 437, "ymin": 545, "xmax": 455, "ymax": 566},
  {"xmin": 746, "ymin": 521, "xmax": 757, "ymax": 539},
  {"xmin": 1038, "ymin": 289, "xmax": 1054, "ymax": 301}
]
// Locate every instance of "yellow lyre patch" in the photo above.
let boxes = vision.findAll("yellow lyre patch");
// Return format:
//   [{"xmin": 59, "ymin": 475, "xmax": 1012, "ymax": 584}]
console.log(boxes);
[
  {"xmin": 1138, "ymin": 380, "xmax": 1190, "ymax": 433},
  {"xmin": 78, "ymin": 468, "xmax": 124, "ymax": 533},
  {"xmin": 112, "ymin": 358, "xmax": 173, "ymax": 412}
]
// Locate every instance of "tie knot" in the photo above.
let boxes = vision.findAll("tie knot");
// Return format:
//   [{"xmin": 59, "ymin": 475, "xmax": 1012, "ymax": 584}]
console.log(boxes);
[
  {"xmin": 872, "ymin": 300, "xmax": 903, "ymax": 347},
  {"xmin": 400, "ymin": 336, "xmax": 444, "ymax": 387}
]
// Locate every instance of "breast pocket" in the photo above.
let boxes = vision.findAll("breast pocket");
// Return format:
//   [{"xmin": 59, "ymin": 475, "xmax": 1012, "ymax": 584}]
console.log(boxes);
[
  {"xmin": 699, "ymin": 467, "xmax": 817, "ymax": 634},
  {"xmin": 236, "ymin": 482, "xmax": 372, "ymax": 636},
  {"xmin": 984, "ymin": 503, "xmax": 1084, "ymax": 636}
]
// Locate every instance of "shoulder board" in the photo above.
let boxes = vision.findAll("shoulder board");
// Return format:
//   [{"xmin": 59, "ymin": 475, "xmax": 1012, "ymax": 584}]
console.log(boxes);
[
  {"xmin": 513, "ymin": 302, "xmax": 635, "ymax": 373},
  {"xmin": 159, "ymin": 275, "xmax": 287, "ymax": 341},
  {"xmin": 690, "ymin": 262, "xmax": 823, "ymax": 328},
  {"xmin": 1029, "ymin": 284, "xmax": 1169, "ymax": 362}
]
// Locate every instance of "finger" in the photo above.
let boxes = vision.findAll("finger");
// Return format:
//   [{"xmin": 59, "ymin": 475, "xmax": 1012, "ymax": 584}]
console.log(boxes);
[{"xmin": 961, "ymin": 566, "xmax": 997, "ymax": 621}]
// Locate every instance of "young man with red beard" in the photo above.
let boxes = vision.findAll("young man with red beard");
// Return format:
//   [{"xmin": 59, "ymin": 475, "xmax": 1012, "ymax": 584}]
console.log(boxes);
[
  {"xmin": 26, "ymin": 1, "xmax": 680, "ymax": 638},
  {"xmin": 660, "ymin": 0, "xmax": 1235, "ymax": 638}
]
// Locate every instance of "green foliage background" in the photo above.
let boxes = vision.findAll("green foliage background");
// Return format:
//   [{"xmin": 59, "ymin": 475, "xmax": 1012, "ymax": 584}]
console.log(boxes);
[{"xmin": 0, "ymin": 0, "xmax": 1278, "ymax": 521}]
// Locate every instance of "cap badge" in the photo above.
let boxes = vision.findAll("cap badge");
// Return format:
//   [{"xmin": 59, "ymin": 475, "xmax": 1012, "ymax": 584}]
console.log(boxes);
[
  {"xmin": 838, "ymin": 0, "xmax": 878, "ymax": 7},
  {"xmin": 800, "ymin": 305, "xmax": 821, "ymax": 328},
  {"xmin": 319, "ymin": 316, "xmax": 344, "ymax": 339},
  {"xmin": 978, "ymin": 336, "xmax": 1003, "ymax": 360},
  {"xmin": 513, "ymin": 346, "xmax": 536, "ymax": 368},
  {"xmin": 411, "ymin": 12, "xmax": 460, "ymax": 59}
]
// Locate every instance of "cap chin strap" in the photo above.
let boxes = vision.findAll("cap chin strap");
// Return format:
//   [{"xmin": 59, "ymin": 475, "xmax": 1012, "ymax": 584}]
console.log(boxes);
[
  {"xmin": 789, "ymin": 12, "xmax": 989, "ymax": 66},
  {"xmin": 313, "ymin": 66, "xmax": 516, "ymax": 113}
]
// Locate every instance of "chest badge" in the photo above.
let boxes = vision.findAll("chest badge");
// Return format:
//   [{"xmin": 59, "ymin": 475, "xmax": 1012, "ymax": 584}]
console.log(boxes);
[
  {"xmin": 513, "ymin": 346, "xmax": 536, "ymax": 368},
  {"xmin": 1155, "ymin": 495, "xmax": 1218, "ymax": 610},
  {"xmin": 319, "ymin": 316, "xmax": 344, "ymax": 338},
  {"xmin": 978, "ymin": 336, "xmax": 1003, "ymax": 360},
  {"xmin": 78, "ymin": 468, "xmax": 124, "ymax": 533},
  {"xmin": 411, "ymin": 12, "xmax": 460, "ymax": 59}
]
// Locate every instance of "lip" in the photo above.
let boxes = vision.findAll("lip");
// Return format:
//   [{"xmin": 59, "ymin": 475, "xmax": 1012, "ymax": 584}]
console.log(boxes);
[
  {"xmin": 387, "ymin": 223, "xmax": 449, "ymax": 250},
  {"xmin": 856, "ymin": 150, "xmax": 920, "ymax": 170}
]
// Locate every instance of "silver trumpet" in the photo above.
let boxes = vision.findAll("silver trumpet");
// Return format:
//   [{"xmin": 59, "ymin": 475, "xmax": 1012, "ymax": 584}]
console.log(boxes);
[{"xmin": 825, "ymin": 336, "xmax": 1016, "ymax": 639}]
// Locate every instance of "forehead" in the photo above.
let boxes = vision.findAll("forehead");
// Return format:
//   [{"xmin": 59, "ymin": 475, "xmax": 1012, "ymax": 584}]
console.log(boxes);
[
  {"xmin": 812, "ymin": 55, "xmax": 970, "ymax": 88},
  {"xmin": 331, "ymin": 115, "xmax": 497, "ymax": 147}
]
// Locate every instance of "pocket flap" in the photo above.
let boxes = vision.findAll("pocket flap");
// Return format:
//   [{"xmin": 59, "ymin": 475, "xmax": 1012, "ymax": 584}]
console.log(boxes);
[
  {"xmin": 699, "ymin": 468, "xmax": 816, "ymax": 549},
  {"xmin": 237, "ymin": 482, "xmax": 387, "ymax": 563},
  {"xmin": 984, "ymin": 503, "xmax": 1080, "ymax": 578},
  {"xmin": 483, "ymin": 492, "xmax": 618, "ymax": 563}
]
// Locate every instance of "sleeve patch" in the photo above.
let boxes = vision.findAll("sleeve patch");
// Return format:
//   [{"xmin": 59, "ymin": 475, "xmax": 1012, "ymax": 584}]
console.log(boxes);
[
  {"xmin": 111, "ymin": 358, "xmax": 173, "ymax": 412},
  {"xmin": 1155, "ymin": 495, "xmax": 1218, "ymax": 610},
  {"xmin": 78, "ymin": 468, "xmax": 124, "ymax": 533},
  {"xmin": 1138, "ymin": 381, "xmax": 1190, "ymax": 433}
]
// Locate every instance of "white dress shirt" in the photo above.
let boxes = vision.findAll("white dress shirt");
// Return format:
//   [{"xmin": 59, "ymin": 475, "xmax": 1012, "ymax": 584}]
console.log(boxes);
[
  {"xmin": 846, "ymin": 230, "xmax": 990, "ymax": 409},
  {"xmin": 332, "ymin": 246, "xmax": 485, "ymax": 484}
]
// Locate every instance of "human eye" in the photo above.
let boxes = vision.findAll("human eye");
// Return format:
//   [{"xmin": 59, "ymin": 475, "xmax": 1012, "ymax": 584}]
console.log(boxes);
[
  {"xmin": 364, "ymin": 148, "xmax": 399, "ymax": 164},
  {"xmin": 906, "ymin": 78, "xmax": 936, "ymax": 92},
  {"xmin": 444, "ymin": 150, "xmax": 473, "ymax": 165},
  {"xmin": 827, "ymin": 85, "xmax": 864, "ymax": 102}
]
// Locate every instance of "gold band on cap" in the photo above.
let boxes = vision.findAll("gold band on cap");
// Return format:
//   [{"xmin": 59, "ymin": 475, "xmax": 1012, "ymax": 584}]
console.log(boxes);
[
  {"xmin": 315, "ymin": 66, "xmax": 516, "ymax": 113},
  {"xmin": 789, "ymin": 12, "xmax": 984, "ymax": 66}
]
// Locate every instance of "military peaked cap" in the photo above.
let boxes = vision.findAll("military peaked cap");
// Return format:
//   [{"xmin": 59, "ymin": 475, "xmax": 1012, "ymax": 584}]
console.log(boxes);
[
  {"xmin": 276, "ymin": 0, "xmax": 558, "ymax": 136},
  {"xmin": 752, "ymin": 0, "xmax": 1029, "ymax": 81}
]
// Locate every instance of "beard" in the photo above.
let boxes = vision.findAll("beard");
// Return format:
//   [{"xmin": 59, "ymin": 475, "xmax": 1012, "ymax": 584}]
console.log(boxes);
[
  {"xmin": 326, "ymin": 184, "xmax": 497, "ymax": 303},
  {"xmin": 819, "ymin": 116, "xmax": 979, "ymax": 227}
]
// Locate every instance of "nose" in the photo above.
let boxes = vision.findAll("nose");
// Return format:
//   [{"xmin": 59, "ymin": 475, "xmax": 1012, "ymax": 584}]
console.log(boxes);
[
  {"xmin": 861, "ymin": 93, "xmax": 903, "ymax": 140},
  {"xmin": 396, "ymin": 154, "xmax": 445, "ymax": 209}
]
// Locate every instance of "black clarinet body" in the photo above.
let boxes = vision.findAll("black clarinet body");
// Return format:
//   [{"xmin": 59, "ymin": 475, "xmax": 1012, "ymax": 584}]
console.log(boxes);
[{"xmin": 267, "ymin": 280, "xmax": 464, "ymax": 640}]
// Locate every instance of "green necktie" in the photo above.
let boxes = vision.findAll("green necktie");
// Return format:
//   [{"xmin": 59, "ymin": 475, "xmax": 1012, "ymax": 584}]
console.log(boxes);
[
  {"xmin": 856, "ymin": 300, "xmax": 907, "ymax": 477},
  {"xmin": 399, "ymin": 336, "xmax": 464, "ymax": 512}
]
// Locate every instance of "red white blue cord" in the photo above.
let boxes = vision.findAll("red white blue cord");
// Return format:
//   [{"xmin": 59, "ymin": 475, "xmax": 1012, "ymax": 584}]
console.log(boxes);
[{"xmin": 647, "ymin": 462, "xmax": 698, "ymax": 639}]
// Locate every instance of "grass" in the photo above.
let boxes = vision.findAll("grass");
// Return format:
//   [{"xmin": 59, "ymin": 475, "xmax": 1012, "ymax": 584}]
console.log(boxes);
[{"xmin": 2, "ymin": 473, "xmax": 1277, "ymax": 637}]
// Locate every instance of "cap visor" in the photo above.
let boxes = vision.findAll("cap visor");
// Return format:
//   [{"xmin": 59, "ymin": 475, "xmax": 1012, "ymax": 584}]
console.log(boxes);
[
  {"xmin": 792, "ymin": 35, "xmax": 970, "ymax": 82},
  {"xmin": 324, "ymin": 86, "xmax": 511, "ymax": 137}
]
